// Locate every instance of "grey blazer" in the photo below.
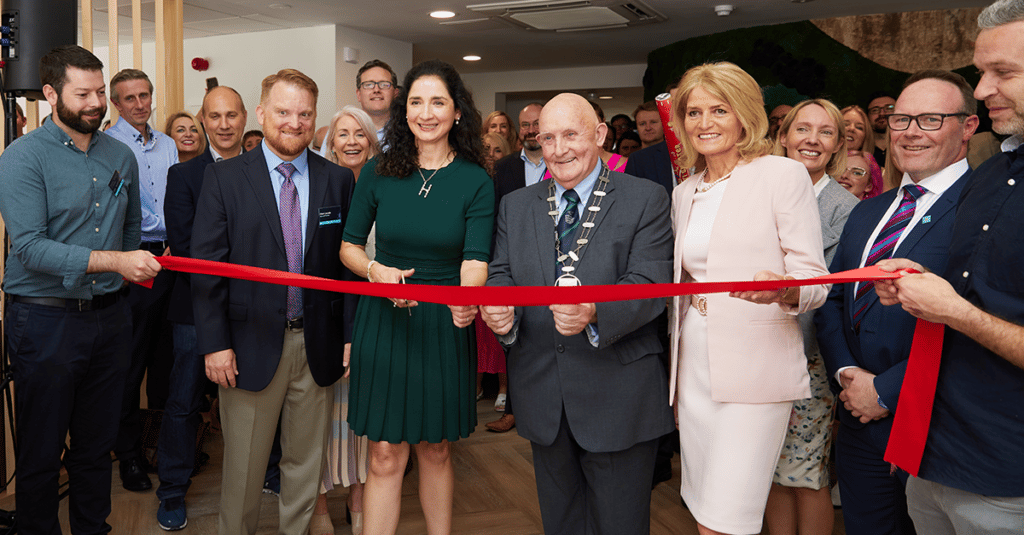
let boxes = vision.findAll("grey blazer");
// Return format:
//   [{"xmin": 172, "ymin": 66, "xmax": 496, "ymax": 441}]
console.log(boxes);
[
  {"xmin": 801, "ymin": 177, "xmax": 859, "ymax": 357},
  {"xmin": 487, "ymin": 170, "xmax": 675, "ymax": 452}
]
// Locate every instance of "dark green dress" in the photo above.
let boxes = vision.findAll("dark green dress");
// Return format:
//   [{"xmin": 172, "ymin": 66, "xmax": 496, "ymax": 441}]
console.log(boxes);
[{"xmin": 342, "ymin": 157, "xmax": 494, "ymax": 444}]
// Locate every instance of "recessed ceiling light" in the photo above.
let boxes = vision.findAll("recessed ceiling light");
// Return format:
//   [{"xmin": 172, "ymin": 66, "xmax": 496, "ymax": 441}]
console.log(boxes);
[
  {"xmin": 791, "ymin": 0, "xmax": 815, "ymax": 3},
  {"xmin": 430, "ymin": 10, "xmax": 456, "ymax": 18},
  {"xmin": 598, "ymin": 96, "xmax": 613, "ymax": 100},
  {"xmin": 463, "ymin": 55, "xmax": 481, "ymax": 61},
  {"xmin": 268, "ymin": 3, "xmax": 291, "ymax": 9}
]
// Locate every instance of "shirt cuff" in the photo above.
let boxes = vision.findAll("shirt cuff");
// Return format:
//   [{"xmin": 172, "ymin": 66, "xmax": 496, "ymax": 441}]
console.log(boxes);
[{"xmin": 585, "ymin": 323, "xmax": 599, "ymax": 347}]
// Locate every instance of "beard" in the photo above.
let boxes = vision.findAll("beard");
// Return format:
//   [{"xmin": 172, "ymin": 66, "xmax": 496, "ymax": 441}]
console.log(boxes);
[
  {"xmin": 56, "ymin": 96, "xmax": 105, "ymax": 135},
  {"xmin": 522, "ymin": 137, "xmax": 541, "ymax": 151},
  {"xmin": 264, "ymin": 128, "xmax": 312, "ymax": 158}
]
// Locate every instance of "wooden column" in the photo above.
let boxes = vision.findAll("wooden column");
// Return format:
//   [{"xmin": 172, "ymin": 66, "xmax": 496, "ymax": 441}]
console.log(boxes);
[
  {"xmin": 132, "ymin": 0, "xmax": 142, "ymax": 69},
  {"xmin": 81, "ymin": 0, "xmax": 94, "ymax": 51},
  {"xmin": 107, "ymin": 0, "xmax": 119, "ymax": 123},
  {"xmin": 154, "ymin": 0, "xmax": 184, "ymax": 130}
]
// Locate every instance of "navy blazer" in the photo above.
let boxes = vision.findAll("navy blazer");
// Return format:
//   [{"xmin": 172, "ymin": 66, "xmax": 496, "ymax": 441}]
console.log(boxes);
[
  {"xmin": 191, "ymin": 147, "xmax": 357, "ymax": 391},
  {"xmin": 622, "ymin": 140, "xmax": 674, "ymax": 197},
  {"xmin": 165, "ymin": 148, "xmax": 215, "ymax": 325},
  {"xmin": 815, "ymin": 168, "xmax": 971, "ymax": 432}
]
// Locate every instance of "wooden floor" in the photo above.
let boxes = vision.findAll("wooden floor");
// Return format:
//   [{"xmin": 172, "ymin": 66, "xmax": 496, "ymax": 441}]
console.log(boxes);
[{"xmin": 1, "ymin": 399, "xmax": 846, "ymax": 534}]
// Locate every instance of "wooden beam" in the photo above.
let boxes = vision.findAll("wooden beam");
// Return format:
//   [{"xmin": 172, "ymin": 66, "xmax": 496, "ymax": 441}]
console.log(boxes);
[
  {"xmin": 81, "ymin": 0, "xmax": 94, "ymax": 51},
  {"xmin": 107, "ymin": 0, "xmax": 119, "ymax": 123},
  {"xmin": 26, "ymin": 101, "xmax": 38, "ymax": 132},
  {"xmin": 132, "ymin": 0, "xmax": 142, "ymax": 69},
  {"xmin": 154, "ymin": 0, "xmax": 183, "ymax": 129}
]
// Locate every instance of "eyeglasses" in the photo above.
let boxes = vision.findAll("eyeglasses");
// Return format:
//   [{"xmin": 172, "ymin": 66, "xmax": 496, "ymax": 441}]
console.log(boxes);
[
  {"xmin": 868, "ymin": 104, "xmax": 895, "ymax": 115},
  {"xmin": 844, "ymin": 166, "xmax": 868, "ymax": 178},
  {"xmin": 886, "ymin": 113, "xmax": 968, "ymax": 131},
  {"xmin": 359, "ymin": 80, "xmax": 393, "ymax": 90}
]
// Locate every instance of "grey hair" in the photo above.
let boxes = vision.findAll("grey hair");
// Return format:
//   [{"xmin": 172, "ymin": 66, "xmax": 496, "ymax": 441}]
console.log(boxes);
[
  {"xmin": 979, "ymin": 0, "xmax": 1024, "ymax": 28},
  {"xmin": 323, "ymin": 105, "xmax": 380, "ymax": 165}
]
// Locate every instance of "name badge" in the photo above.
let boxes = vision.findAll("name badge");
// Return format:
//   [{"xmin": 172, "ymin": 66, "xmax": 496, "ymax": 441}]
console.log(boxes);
[{"xmin": 318, "ymin": 205, "xmax": 342, "ymax": 226}]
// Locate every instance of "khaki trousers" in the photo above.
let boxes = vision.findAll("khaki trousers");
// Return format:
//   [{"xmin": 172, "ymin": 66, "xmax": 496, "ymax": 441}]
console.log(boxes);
[{"xmin": 218, "ymin": 328, "xmax": 330, "ymax": 535}]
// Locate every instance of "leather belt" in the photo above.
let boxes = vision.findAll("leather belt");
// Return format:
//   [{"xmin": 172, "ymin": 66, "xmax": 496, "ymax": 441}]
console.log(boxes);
[
  {"xmin": 11, "ymin": 288, "xmax": 128, "ymax": 312},
  {"xmin": 140, "ymin": 240, "xmax": 168, "ymax": 252},
  {"xmin": 286, "ymin": 317, "xmax": 304, "ymax": 331},
  {"xmin": 690, "ymin": 294, "xmax": 708, "ymax": 316}
]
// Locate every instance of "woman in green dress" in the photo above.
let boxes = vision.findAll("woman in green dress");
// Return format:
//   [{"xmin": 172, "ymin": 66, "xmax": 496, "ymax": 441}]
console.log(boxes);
[{"xmin": 339, "ymin": 60, "xmax": 494, "ymax": 535}]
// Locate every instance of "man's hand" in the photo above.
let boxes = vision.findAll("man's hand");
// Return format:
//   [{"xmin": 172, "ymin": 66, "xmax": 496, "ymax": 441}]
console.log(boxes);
[
  {"xmin": 838, "ymin": 367, "xmax": 889, "ymax": 423},
  {"xmin": 206, "ymin": 349, "xmax": 238, "ymax": 388},
  {"xmin": 481, "ymin": 305, "xmax": 515, "ymax": 335},
  {"xmin": 874, "ymin": 258, "xmax": 926, "ymax": 306},
  {"xmin": 891, "ymin": 272, "xmax": 972, "ymax": 324},
  {"xmin": 549, "ymin": 303, "xmax": 596, "ymax": 337},
  {"xmin": 449, "ymin": 305, "xmax": 478, "ymax": 329}
]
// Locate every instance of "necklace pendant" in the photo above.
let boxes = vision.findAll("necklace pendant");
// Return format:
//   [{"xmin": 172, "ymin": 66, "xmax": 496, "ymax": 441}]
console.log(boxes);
[
  {"xmin": 419, "ymin": 183, "xmax": 432, "ymax": 198},
  {"xmin": 555, "ymin": 273, "xmax": 582, "ymax": 287}
]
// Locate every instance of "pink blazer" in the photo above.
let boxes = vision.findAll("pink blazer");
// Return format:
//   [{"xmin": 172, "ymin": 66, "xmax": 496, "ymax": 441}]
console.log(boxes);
[{"xmin": 669, "ymin": 155, "xmax": 829, "ymax": 404}]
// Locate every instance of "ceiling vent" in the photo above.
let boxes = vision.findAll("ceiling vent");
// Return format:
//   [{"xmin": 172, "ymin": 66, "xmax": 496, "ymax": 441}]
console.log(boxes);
[{"xmin": 466, "ymin": 0, "xmax": 667, "ymax": 32}]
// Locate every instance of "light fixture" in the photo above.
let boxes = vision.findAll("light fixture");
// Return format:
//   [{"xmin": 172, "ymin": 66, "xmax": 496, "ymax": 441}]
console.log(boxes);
[
  {"xmin": 430, "ymin": 10, "xmax": 456, "ymax": 18},
  {"xmin": 791, "ymin": 0, "xmax": 815, "ymax": 3},
  {"xmin": 268, "ymin": 3, "xmax": 292, "ymax": 9},
  {"xmin": 598, "ymin": 95, "xmax": 613, "ymax": 100},
  {"xmin": 463, "ymin": 55, "xmax": 481, "ymax": 61},
  {"xmin": 714, "ymin": 4, "xmax": 733, "ymax": 16}
]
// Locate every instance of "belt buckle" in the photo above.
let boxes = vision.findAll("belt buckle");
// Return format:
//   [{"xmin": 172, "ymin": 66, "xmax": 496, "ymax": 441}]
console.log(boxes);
[
  {"xmin": 694, "ymin": 295, "xmax": 708, "ymax": 316},
  {"xmin": 77, "ymin": 299, "xmax": 87, "ymax": 312},
  {"xmin": 286, "ymin": 317, "xmax": 303, "ymax": 331}
]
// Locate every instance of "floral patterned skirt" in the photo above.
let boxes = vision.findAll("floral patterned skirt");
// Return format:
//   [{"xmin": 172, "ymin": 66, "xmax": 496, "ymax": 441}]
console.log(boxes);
[{"xmin": 773, "ymin": 349, "xmax": 836, "ymax": 490}]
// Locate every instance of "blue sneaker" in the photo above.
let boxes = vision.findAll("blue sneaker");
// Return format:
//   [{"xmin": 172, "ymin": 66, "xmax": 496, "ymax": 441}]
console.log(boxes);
[{"xmin": 157, "ymin": 497, "xmax": 187, "ymax": 531}]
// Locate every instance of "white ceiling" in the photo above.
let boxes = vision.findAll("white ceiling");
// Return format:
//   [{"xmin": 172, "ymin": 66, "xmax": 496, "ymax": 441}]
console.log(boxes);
[{"xmin": 89, "ymin": 0, "xmax": 993, "ymax": 73}]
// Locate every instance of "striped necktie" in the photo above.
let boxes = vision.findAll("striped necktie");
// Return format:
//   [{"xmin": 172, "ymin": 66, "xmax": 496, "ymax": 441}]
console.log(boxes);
[{"xmin": 852, "ymin": 184, "xmax": 927, "ymax": 329}]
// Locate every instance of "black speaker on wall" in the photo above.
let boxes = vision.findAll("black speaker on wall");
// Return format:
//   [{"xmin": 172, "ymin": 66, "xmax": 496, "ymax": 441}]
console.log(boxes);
[{"xmin": 1, "ymin": 0, "xmax": 77, "ymax": 100}]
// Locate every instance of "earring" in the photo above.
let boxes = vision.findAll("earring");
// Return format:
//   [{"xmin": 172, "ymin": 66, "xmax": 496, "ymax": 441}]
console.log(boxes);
[{"xmin": 456, "ymin": 117, "xmax": 460, "ymax": 125}]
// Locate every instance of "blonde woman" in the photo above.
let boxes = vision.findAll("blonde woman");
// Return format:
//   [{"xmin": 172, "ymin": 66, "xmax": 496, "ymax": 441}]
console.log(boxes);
[
  {"xmin": 669, "ymin": 62, "xmax": 829, "ymax": 535},
  {"xmin": 164, "ymin": 111, "xmax": 205, "ymax": 163}
]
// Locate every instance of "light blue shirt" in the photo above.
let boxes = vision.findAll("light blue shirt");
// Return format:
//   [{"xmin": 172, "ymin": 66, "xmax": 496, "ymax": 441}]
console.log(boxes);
[
  {"xmin": 261, "ymin": 141, "xmax": 310, "ymax": 259},
  {"xmin": 521, "ymin": 149, "xmax": 547, "ymax": 187},
  {"xmin": 105, "ymin": 118, "xmax": 177, "ymax": 242}
]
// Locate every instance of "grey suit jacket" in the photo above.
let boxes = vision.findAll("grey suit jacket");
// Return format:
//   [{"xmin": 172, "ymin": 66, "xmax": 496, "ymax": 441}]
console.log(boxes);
[
  {"xmin": 488, "ymin": 169, "xmax": 675, "ymax": 452},
  {"xmin": 801, "ymin": 177, "xmax": 858, "ymax": 358}
]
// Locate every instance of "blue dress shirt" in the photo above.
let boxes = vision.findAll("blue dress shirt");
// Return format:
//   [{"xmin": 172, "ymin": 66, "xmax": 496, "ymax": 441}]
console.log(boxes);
[{"xmin": 105, "ymin": 118, "xmax": 178, "ymax": 242}]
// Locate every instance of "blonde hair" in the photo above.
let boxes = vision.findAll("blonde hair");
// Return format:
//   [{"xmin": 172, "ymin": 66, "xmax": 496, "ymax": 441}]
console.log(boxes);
[
  {"xmin": 671, "ymin": 62, "xmax": 773, "ymax": 172},
  {"xmin": 773, "ymin": 99, "xmax": 848, "ymax": 179},
  {"xmin": 259, "ymin": 68, "xmax": 318, "ymax": 106},
  {"xmin": 164, "ymin": 111, "xmax": 207, "ymax": 155},
  {"xmin": 324, "ymin": 105, "xmax": 380, "ymax": 168},
  {"xmin": 841, "ymin": 105, "xmax": 875, "ymax": 153},
  {"xmin": 482, "ymin": 132, "xmax": 511, "ymax": 158},
  {"xmin": 482, "ymin": 110, "xmax": 518, "ymax": 150}
]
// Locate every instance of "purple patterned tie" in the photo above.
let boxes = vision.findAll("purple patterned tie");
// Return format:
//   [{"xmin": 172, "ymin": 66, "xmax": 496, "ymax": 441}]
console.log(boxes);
[
  {"xmin": 277, "ymin": 162, "xmax": 302, "ymax": 320},
  {"xmin": 852, "ymin": 184, "xmax": 927, "ymax": 329}
]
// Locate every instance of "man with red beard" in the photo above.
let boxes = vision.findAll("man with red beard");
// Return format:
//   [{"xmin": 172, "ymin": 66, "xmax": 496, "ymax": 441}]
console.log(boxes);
[
  {"xmin": 191, "ymin": 69, "xmax": 357, "ymax": 534},
  {"xmin": 0, "ymin": 45, "xmax": 161, "ymax": 534}
]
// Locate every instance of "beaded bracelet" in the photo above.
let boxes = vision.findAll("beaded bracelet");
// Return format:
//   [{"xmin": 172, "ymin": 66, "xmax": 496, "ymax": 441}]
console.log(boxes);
[{"xmin": 366, "ymin": 260, "xmax": 378, "ymax": 282}]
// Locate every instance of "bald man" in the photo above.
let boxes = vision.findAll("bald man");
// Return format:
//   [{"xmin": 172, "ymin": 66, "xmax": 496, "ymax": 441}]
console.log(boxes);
[
  {"xmin": 157, "ymin": 85, "xmax": 248, "ymax": 528},
  {"xmin": 482, "ymin": 94, "xmax": 674, "ymax": 535}
]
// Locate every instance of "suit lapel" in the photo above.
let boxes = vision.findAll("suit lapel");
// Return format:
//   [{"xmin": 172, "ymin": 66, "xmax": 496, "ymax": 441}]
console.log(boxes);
[
  {"xmin": 304, "ymin": 153, "xmax": 329, "ymax": 255},
  {"xmin": 532, "ymin": 185, "xmax": 556, "ymax": 286},
  {"xmin": 894, "ymin": 170, "xmax": 969, "ymax": 258},
  {"xmin": 673, "ymin": 176, "xmax": 698, "ymax": 283},
  {"xmin": 244, "ymin": 150, "xmax": 288, "ymax": 257}
]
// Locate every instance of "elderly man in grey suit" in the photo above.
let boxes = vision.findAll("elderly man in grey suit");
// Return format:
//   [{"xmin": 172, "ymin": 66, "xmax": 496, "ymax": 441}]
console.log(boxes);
[{"xmin": 482, "ymin": 93, "xmax": 674, "ymax": 535}]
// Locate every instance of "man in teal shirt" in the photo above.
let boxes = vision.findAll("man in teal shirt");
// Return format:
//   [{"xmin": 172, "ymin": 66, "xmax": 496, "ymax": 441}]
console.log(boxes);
[{"xmin": 0, "ymin": 45, "xmax": 160, "ymax": 534}]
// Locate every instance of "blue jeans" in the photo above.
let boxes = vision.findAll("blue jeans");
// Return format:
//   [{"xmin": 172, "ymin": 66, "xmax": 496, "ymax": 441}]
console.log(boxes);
[{"xmin": 155, "ymin": 323, "xmax": 206, "ymax": 501}]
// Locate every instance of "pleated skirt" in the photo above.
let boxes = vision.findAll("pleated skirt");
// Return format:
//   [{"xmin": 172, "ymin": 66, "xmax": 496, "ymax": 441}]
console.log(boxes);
[
  {"xmin": 347, "ymin": 274, "xmax": 477, "ymax": 444},
  {"xmin": 322, "ymin": 377, "xmax": 369, "ymax": 492}
]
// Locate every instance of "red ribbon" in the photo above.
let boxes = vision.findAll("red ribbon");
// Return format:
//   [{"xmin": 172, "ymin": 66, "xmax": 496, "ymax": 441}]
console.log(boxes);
[{"xmin": 148, "ymin": 256, "xmax": 901, "ymax": 306}]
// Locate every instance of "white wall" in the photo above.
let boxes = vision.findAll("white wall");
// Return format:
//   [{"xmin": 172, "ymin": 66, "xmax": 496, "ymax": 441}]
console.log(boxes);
[{"xmin": 463, "ymin": 63, "xmax": 647, "ymax": 117}]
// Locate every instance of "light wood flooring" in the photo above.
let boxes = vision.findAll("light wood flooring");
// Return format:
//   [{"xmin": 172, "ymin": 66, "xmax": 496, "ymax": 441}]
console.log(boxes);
[{"xmin": 0, "ymin": 399, "xmax": 847, "ymax": 534}]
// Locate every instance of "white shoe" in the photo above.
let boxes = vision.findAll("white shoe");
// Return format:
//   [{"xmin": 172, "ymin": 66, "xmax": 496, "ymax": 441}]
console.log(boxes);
[{"xmin": 494, "ymin": 393, "xmax": 506, "ymax": 412}]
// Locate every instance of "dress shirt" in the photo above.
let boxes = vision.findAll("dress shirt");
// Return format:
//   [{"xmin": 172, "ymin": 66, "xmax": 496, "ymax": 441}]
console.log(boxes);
[
  {"xmin": 813, "ymin": 175, "xmax": 832, "ymax": 197},
  {"xmin": 209, "ymin": 144, "xmax": 242, "ymax": 162},
  {"xmin": 552, "ymin": 161, "xmax": 603, "ymax": 346},
  {"xmin": 261, "ymin": 141, "xmax": 310, "ymax": 256},
  {"xmin": 105, "ymin": 118, "xmax": 177, "ymax": 242},
  {"xmin": 0, "ymin": 117, "xmax": 141, "ymax": 298},
  {"xmin": 917, "ymin": 143, "xmax": 1024, "ymax": 496},
  {"xmin": 521, "ymin": 149, "xmax": 547, "ymax": 187}
]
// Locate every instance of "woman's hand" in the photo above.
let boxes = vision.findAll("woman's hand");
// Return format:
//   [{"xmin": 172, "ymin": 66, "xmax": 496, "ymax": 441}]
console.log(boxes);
[
  {"xmin": 343, "ymin": 343, "xmax": 352, "ymax": 378},
  {"xmin": 730, "ymin": 270, "xmax": 794, "ymax": 305},
  {"xmin": 369, "ymin": 263, "xmax": 418, "ymax": 308},
  {"xmin": 449, "ymin": 305, "xmax": 478, "ymax": 328}
]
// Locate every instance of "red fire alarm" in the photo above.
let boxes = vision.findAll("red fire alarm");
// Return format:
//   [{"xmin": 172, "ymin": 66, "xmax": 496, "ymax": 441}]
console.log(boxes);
[{"xmin": 191, "ymin": 57, "xmax": 210, "ymax": 71}]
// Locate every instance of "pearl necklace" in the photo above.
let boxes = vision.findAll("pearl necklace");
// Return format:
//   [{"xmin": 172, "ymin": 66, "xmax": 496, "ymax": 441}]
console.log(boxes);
[{"xmin": 695, "ymin": 167, "xmax": 734, "ymax": 193}]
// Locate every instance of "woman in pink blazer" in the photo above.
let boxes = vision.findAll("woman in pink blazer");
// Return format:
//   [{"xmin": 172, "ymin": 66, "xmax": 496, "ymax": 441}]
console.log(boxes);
[{"xmin": 668, "ymin": 62, "xmax": 830, "ymax": 535}]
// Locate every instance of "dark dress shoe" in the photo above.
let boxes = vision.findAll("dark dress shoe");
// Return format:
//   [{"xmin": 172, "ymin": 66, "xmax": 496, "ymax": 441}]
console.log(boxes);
[
  {"xmin": 485, "ymin": 414, "xmax": 516, "ymax": 432},
  {"xmin": 120, "ymin": 457, "xmax": 153, "ymax": 491}
]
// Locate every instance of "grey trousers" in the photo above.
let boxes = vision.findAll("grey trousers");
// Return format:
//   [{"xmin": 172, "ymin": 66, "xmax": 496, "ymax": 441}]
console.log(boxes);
[{"xmin": 907, "ymin": 475, "xmax": 1024, "ymax": 535}]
